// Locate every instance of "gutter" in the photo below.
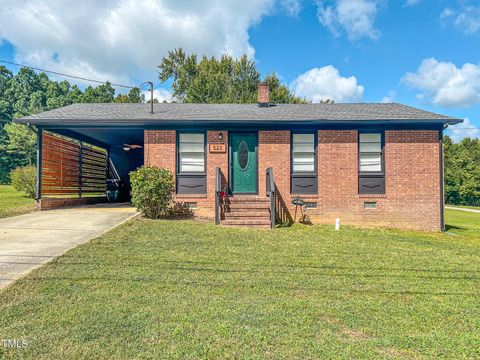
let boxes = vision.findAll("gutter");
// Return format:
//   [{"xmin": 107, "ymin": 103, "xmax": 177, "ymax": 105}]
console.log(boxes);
[
  {"xmin": 439, "ymin": 124, "xmax": 447, "ymax": 231},
  {"xmin": 13, "ymin": 118, "xmax": 464, "ymax": 127}
]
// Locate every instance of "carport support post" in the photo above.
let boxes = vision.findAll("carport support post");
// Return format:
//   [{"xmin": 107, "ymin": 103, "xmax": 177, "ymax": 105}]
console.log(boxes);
[
  {"xmin": 36, "ymin": 127, "xmax": 43, "ymax": 201},
  {"xmin": 78, "ymin": 141, "xmax": 83, "ymax": 198}
]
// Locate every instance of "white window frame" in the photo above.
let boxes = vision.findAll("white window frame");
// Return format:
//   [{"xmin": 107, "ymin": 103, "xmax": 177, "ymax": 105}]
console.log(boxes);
[
  {"xmin": 177, "ymin": 132, "xmax": 205, "ymax": 174},
  {"xmin": 292, "ymin": 133, "xmax": 316, "ymax": 174},
  {"xmin": 359, "ymin": 132, "xmax": 384, "ymax": 174}
]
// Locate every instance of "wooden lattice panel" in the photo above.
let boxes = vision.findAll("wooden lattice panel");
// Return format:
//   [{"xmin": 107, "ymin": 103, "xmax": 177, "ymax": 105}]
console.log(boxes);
[{"xmin": 41, "ymin": 132, "xmax": 107, "ymax": 197}]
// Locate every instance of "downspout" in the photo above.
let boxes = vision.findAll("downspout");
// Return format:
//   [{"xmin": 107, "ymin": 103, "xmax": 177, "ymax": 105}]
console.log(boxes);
[{"xmin": 439, "ymin": 124, "xmax": 446, "ymax": 231}]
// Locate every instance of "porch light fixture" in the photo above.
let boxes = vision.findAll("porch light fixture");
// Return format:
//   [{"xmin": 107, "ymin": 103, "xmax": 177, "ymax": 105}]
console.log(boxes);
[{"xmin": 218, "ymin": 132, "xmax": 223, "ymax": 141}]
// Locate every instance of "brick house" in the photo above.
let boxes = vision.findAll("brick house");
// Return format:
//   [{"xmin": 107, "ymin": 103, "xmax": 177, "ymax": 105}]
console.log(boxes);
[{"xmin": 17, "ymin": 84, "xmax": 462, "ymax": 231}]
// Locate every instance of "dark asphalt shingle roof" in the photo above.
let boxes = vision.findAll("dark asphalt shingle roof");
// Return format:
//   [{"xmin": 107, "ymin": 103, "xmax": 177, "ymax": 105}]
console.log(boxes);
[{"xmin": 15, "ymin": 102, "xmax": 462, "ymax": 125}]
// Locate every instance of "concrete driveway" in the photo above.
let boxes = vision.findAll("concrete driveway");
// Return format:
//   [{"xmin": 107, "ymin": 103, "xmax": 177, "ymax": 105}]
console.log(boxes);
[{"xmin": 0, "ymin": 203, "xmax": 138, "ymax": 290}]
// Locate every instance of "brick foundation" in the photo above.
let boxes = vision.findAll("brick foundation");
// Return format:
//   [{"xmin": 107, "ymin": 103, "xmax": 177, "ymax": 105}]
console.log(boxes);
[{"xmin": 39, "ymin": 196, "xmax": 107, "ymax": 210}]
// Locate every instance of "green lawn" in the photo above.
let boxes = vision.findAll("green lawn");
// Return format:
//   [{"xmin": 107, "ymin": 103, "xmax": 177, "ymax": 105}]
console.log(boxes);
[
  {"xmin": 446, "ymin": 204, "xmax": 480, "ymax": 211},
  {"xmin": 0, "ymin": 184, "xmax": 35, "ymax": 218},
  {"xmin": 0, "ymin": 211, "xmax": 479, "ymax": 359}
]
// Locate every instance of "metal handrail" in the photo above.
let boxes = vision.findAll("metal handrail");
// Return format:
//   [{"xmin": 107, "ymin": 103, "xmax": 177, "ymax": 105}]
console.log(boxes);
[
  {"xmin": 266, "ymin": 167, "xmax": 275, "ymax": 229},
  {"xmin": 215, "ymin": 166, "xmax": 222, "ymax": 225}
]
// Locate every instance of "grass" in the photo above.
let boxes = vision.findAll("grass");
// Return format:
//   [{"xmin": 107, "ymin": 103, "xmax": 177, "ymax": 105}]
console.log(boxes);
[
  {"xmin": 0, "ymin": 211, "xmax": 479, "ymax": 359},
  {"xmin": 0, "ymin": 184, "xmax": 35, "ymax": 218},
  {"xmin": 445, "ymin": 208, "xmax": 480, "ymax": 237},
  {"xmin": 446, "ymin": 204, "xmax": 480, "ymax": 211}
]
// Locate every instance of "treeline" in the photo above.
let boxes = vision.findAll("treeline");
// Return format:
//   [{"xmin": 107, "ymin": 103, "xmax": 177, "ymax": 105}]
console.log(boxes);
[
  {"xmin": 1, "ymin": 49, "xmax": 307, "ymax": 184},
  {"xmin": 0, "ymin": 66, "xmax": 144, "ymax": 183},
  {"xmin": 444, "ymin": 135, "xmax": 480, "ymax": 206},
  {"xmin": 1, "ymin": 52, "xmax": 478, "ymax": 207}
]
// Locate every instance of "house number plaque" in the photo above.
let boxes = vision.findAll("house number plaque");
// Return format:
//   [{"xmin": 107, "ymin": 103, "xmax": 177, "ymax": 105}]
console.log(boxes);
[{"xmin": 209, "ymin": 143, "xmax": 226, "ymax": 153}]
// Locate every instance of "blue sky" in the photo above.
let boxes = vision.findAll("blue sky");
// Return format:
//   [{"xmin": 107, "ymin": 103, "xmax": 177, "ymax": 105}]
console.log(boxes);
[{"xmin": 0, "ymin": 0, "xmax": 479, "ymax": 140}]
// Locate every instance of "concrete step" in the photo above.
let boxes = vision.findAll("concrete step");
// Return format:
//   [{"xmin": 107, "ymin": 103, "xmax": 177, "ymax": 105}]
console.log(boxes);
[
  {"xmin": 222, "ymin": 224, "xmax": 271, "ymax": 229},
  {"xmin": 222, "ymin": 218, "xmax": 271, "ymax": 226},
  {"xmin": 228, "ymin": 202, "xmax": 270, "ymax": 210},
  {"xmin": 224, "ymin": 211, "xmax": 270, "ymax": 218},
  {"xmin": 229, "ymin": 197, "xmax": 269, "ymax": 203}
]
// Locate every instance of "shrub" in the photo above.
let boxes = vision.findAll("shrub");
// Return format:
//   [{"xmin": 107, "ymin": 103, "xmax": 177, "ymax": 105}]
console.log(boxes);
[
  {"xmin": 130, "ymin": 166, "xmax": 175, "ymax": 219},
  {"xmin": 10, "ymin": 165, "xmax": 37, "ymax": 198},
  {"xmin": 165, "ymin": 202, "xmax": 194, "ymax": 219}
]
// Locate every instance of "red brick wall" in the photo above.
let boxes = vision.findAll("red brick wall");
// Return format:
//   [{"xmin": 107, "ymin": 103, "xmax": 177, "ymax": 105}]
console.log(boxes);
[
  {"xmin": 143, "ymin": 129, "xmax": 442, "ymax": 231},
  {"xmin": 258, "ymin": 131, "xmax": 290, "ymax": 197},
  {"xmin": 300, "ymin": 129, "xmax": 441, "ymax": 231},
  {"xmin": 144, "ymin": 130, "xmax": 176, "ymax": 173},
  {"xmin": 39, "ymin": 196, "xmax": 107, "ymax": 210},
  {"xmin": 144, "ymin": 130, "xmax": 229, "ymax": 218}
]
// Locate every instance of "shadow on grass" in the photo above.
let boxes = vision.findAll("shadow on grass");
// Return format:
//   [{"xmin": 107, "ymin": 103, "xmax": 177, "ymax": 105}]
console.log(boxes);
[
  {"xmin": 445, "ymin": 224, "xmax": 465, "ymax": 232},
  {"xmin": 4, "ymin": 274, "xmax": 478, "ymax": 297},
  {"xmin": 2, "ymin": 255, "xmax": 479, "ymax": 274}
]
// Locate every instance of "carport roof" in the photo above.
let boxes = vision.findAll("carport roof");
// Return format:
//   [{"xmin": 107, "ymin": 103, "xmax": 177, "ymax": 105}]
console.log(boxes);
[{"xmin": 15, "ymin": 102, "xmax": 462, "ymax": 126}]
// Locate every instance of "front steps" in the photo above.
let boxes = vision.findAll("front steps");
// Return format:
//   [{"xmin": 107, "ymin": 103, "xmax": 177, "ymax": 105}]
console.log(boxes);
[{"xmin": 221, "ymin": 196, "xmax": 272, "ymax": 229}]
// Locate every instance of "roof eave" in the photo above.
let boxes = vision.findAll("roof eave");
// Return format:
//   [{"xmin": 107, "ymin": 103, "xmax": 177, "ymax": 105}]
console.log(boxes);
[{"xmin": 14, "ymin": 117, "xmax": 463, "ymax": 127}]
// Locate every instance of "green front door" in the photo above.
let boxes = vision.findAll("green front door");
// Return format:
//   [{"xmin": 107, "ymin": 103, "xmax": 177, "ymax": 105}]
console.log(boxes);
[{"xmin": 231, "ymin": 133, "xmax": 257, "ymax": 193}]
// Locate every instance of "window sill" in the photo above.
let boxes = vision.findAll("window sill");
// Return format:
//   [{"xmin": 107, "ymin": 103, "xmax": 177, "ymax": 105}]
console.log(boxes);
[
  {"xmin": 177, "ymin": 173, "xmax": 206, "ymax": 177},
  {"xmin": 359, "ymin": 173, "xmax": 385, "ymax": 177},
  {"xmin": 358, "ymin": 194, "xmax": 387, "ymax": 198},
  {"xmin": 290, "ymin": 194, "xmax": 318, "ymax": 198},
  {"xmin": 291, "ymin": 173, "xmax": 318, "ymax": 177},
  {"xmin": 175, "ymin": 194, "xmax": 207, "ymax": 198}
]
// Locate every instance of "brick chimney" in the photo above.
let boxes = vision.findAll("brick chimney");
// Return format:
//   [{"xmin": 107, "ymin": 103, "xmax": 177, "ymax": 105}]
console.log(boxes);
[{"xmin": 258, "ymin": 81, "xmax": 270, "ymax": 107}]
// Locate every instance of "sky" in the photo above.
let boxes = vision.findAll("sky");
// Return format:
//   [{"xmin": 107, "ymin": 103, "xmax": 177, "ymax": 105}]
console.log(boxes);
[{"xmin": 0, "ymin": 0, "xmax": 479, "ymax": 141}]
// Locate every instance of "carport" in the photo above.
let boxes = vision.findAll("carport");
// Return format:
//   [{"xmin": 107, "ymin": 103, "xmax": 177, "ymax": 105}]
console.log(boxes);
[{"xmin": 34, "ymin": 126, "xmax": 144, "ymax": 210}]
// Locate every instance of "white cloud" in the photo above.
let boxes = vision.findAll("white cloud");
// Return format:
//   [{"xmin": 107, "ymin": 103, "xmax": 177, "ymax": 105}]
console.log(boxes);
[
  {"xmin": 405, "ymin": 0, "xmax": 421, "ymax": 6},
  {"xmin": 142, "ymin": 88, "xmax": 173, "ymax": 103},
  {"xmin": 316, "ymin": 0, "xmax": 381, "ymax": 40},
  {"xmin": 448, "ymin": 118, "xmax": 479, "ymax": 142},
  {"xmin": 402, "ymin": 58, "xmax": 480, "ymax": 108},
  {"xmin": 381, "ymin": 90, "xmax": 396, "ymax": 103},
  {"xmin": 0, "ymin": 0, "xmax": 285, "ymax": 87},
  {"xmin": 291, "ymin": 65, "xmax": 364, "ymax": 102},
  {"xmin": 280, "ymin": 0, "xmax": 302, "ymax": 17},
  {"xmin": 441, "ymin": 4, "xmax": 480, "ymax": 34}
]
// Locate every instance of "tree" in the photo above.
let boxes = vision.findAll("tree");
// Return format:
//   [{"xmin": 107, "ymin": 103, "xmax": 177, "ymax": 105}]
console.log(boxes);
[
  {"xmin": 444, "ymin": 135, "xmax": 480, "ymax": 206},
  {"xmin": 264, "ymin": 73, "xmax": 307, "ymax": 104},
  {"xmin": 3, "ymin": 123, "xmax": 36, "ymax": 166},
  {"xmin": 81, "ymin": 82, "xmax": 115, "ymax": 103},
  {"xmin": 158, "ymin": 48, "xmax": 305, "ymax": 104},
  {"xmin": 115, "ymin": 87, "xmax": 145, "ymax": 103},
  {"xmin": 0, "ymin": 69, "xmax": 145, "ymax": 183}
]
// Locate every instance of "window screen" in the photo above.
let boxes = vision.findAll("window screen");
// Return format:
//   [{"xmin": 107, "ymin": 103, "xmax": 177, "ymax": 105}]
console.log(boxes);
[
  {"xmin": 359, "ymin": 133, "xmax": 382, "ymax": 173},
  {"xmin": 292, "ymin": 133, "xmax": 315, "ymax": 172},
  {"xmin": 178, "ymin": 133, "xmax": 205, "ymax": 173}
]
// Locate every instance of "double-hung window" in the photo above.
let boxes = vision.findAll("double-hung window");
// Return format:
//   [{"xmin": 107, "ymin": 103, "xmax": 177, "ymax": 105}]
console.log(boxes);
[
  {"xmin": 177, "ymin": 132, "xmax": 206, "ymax": 194},
  {"xmin": 292, "ymin": 133, "xmax": 315, "ymax": 172},
  {"xmin": 358, "ymin": 132, "xmax": 385, "ymax": 194},
  {"xmin": 178, "ymin": 133, "xmax": 205, "ymax": 173},
  {"xmin": 291, "ymin": 132, "xmax": 317, "ymax": 194},
  {"xmin": 359, "ymin": 133, "xmax": 382, "ymax": 173}
]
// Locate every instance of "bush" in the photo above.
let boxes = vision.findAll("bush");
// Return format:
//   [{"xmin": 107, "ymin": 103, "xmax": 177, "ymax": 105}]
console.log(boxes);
[
  {"xmin": 165, "ymin": 202, "xmax": 194, "ymax": 219},
  {"xmin": 130, "ymin": 166, "xmax": 175, "ymax": 219},
  {"xmin": 10, "ymin": 165, "xmax": 37, "ymax": 198}
]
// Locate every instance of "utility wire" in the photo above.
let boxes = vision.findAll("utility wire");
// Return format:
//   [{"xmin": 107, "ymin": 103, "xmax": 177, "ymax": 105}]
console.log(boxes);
[
  {"xmin": 0, "ymin": 59, "xmax": 136, "ymax": 89},
  {"xmin": 0, "ymin": 59, "xmax": 477, "ymax": 128},
  {"xmin": 447, "ymin": 128, "xmax": 479, "ymax": 130}
]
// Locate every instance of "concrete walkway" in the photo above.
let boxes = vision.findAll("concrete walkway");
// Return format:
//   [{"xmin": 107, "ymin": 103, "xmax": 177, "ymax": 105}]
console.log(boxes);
[
  {"xmin": 445, "ymin": 206, "xmax": 480, "ymax": 214},
  {"xmin": 0, "ymin": 203, "xmax": 138, "ymax": 290}
]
